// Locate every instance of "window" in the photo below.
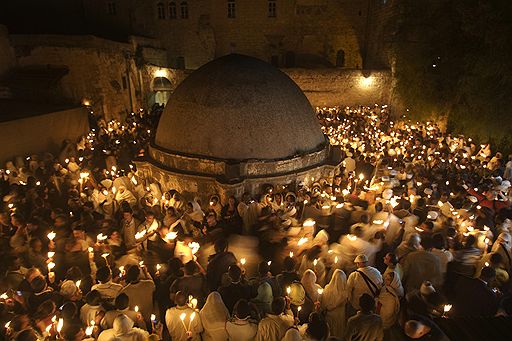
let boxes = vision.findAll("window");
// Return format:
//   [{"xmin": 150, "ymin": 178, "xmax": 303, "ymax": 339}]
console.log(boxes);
[
  {"xmin": 169, "ymin": 2, "xmax": 177, "ymax": 19},
  {"xmin": 336, "ymin": 49, "xmax": 345, "ymax": 67},
  {"xmin": 268, "ymin": 0, "xmax": 276, "ymax": 18},
  {"xmin": 107, "ymin": 1, "xmax": 116, "ymax": 15},
  {"xmin": 157, "ymin": 2, "xmax": 165, "ymax": 19},
  {"xmin": 180, "ymin": 2, "xmax": 188, "ymax": 19},
  {"xmin": 227, "ymin": 0, "xmax": 236, "ymax": 18}
]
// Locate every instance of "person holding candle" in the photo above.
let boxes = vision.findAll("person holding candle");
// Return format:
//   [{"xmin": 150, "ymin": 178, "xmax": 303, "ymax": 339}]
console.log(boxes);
[
  {"xmin": 255, "ymin": 297, "xmax": 294, "ymax": 341},
  {"xmin": 206, "ymin": 238, "xmax": 237, "ymax": 291},
  {"xmin": 250, "ymin": 261, "xmax": 281, "ymax": 298},
  {"xmin": 276, "ymin": 256, "xmax": 300, "ymax": 294},
  {"xmin": 119, "ymin": 265, "xmax": 155, "ymax": 322},
  {"xmin": 165, "ymin": 291, "xmax": 203, "ymax": 341},
  {"xmin": 218, "ymin": 265, "xmax": 251, "ymax": 313},
  {"xmin": 100, "ymin": 293, "xmax": 146, "ymax": 330},
  {"xmin": 169, "ymin": 260, "xmax": 208, "ymax": 308},
  {"xmin": 91, "ymin": 266, "xmax": 123, "ymax": 303},
  {"xmin": 226, "ymin": 299, "xmax": 258, "ymax": 341}
]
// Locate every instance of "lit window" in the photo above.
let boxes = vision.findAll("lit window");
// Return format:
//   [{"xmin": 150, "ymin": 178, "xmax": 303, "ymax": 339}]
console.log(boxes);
[
  {"xmin": 169, "ymin": 2, "xmax": 177, "ymax": 19},
  {"xmin": 268, "ymin": 0, "xmax": 276, "ymax": 18},
  {"xmin": 227, "ymin": 0, "xmax": 236, "ymax": 19},
  {"xmin": 157, "ymin": 2, "xmax": 165, "ymax": 19},
  {"xmin": 107, "ymin": 2, "xmax": 116, "ymax": 15},
  {"xmin": 180, "ymin": 2, "xmax": 188, "ymax": 19}
]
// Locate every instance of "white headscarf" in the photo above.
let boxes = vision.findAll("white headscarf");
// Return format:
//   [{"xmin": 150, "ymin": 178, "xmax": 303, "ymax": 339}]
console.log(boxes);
[
  {"xmin": 386, "ymin": 271, "xmax": 404, "ymax": 297},
  {"xmin": 301, "ymin": 269, "xmax": 321, "ymax": 302},
  {"xmin": 321, "ymin": 269, "xmax": 347, "ymax": 311},
  {"xmin": 113, "ymin": 314, "xmax": 135, "ymax": 336},
  {"xmin": 188, "ymin": 199, "xmax": 205, "ymax": 222},
  {"xmin": 313, "ymin": 229, "xmax": 329, "ymax": 246},
  {"xmin": 199, "ymin": 292, "xmax": 229, "ymax": 330},
  {"xmin": 282, "ymin": 328, "xmax": 302, "ymax": 341},
  {"xmin": 115, "ymin": 186, "xmax": 137, "ymax": 206}
]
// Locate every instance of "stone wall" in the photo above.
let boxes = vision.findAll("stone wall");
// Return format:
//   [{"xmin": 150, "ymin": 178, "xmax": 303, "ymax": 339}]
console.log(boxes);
[
  {"xmin": 0, "ymin": 105, "xmax": 89, "ymax": 164},
  {"xmin": 11, "ymin": 35, "xmax": 139, "ymax": 120},
  {"xmin": 0, "ymin": 26, "xmax": 15, "ymax": 79},
  {"xmin": 284, "ymin": 68, "xmax": 393, "ymax": 108}
]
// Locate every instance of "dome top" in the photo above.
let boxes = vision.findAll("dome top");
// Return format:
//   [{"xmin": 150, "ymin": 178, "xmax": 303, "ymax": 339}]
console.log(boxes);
[{"xmin": 155, "ymin": 54, "xmax": 326, "ymax": 160}]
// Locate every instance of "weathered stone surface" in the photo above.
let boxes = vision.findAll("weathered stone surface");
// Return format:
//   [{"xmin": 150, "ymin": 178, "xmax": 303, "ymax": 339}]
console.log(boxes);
[{"xmin": 155, "ymin": 54, "xmax": 327, "ymax": 161}]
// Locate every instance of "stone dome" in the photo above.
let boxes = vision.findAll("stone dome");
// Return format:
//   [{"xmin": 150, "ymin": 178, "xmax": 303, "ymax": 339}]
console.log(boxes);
[{"xmin": 155, "ymin": 54, "xmax": 326, "ymax": 160}]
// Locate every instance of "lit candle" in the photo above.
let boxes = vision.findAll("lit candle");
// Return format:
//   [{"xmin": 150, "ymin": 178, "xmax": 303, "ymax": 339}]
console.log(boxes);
[
  {"xmin": 47, "ymin": 231, "xmax": 56, "ymax": 241},
  {"xmin": 180, "ymin": 312, "xmax": 187, "ymax": 332},
  {"xmin": 134, "ymin": 305, "xmax": 139, "ymax": 313},
  {"xmin": 188, "ymin": 312, "xmax": 196, "ymax": 332},
  {"xmin": 240, "ymin": 258, "xmax": 246, "ymax": 266},
  {"xmin": 289, "ymin": 251, "xmax": 294, "ymax": 258},
  {"xmin": 286, "ymin": 286, "xmax": 291, "ymax": 296}
]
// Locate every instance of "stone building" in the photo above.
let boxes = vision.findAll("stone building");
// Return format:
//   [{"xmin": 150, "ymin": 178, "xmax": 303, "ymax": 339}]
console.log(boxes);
[
  {"xmin": 74, "ymin": 0, "xmax": 397, "ymax": 70},
  {"xmin": 135, "ymin": 54, "xmax": 342, "ymax": 200}
]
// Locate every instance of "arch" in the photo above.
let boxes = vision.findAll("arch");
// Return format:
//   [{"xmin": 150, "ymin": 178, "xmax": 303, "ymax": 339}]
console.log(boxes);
[
  {"xmin": 169, "ymin": 2, "xmax": 177, "ymax": 19},
  {"xmin": 336, "ymin": 49, "xmax": 345, "ymax": 67},
  {"xmin": 152, "ymin": 77, "xmax": 172, "ymax": 91},
  {"xmin": 284, "ymin": 51, "xmax": 296, "ymax": 68},
  {"xmin": 180, "ymin": 1, "xmax": 189, "ymax": 19},
  {"xmin": 157, "ymin": 2, "xmax": 165, "ymax": 19}
]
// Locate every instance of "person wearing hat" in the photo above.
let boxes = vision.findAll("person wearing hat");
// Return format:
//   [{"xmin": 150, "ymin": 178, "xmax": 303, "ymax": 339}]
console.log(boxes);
[
  {"xmin": 347, "ymin": 254, "xmax": 383, "ymax": 310},
  {"xmin": 404, "ymin": 315, "xmax": 449, "ymax": 341},
  {"xmin": 405, "ymin": 281, "xmax": 440, "ymax": 319}
]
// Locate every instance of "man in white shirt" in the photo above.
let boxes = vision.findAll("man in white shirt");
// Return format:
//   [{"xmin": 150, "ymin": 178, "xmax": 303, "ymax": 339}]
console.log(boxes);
[
  {"xmin": 256, "ymin": 297, "xmax": 295, "ymax": 341},
  {"xmin": 347, "ymin": 254, "xmax": 383, "ymax": 310},
  {"xmin": 165, "ymin": 291, "xmax": 203, "ymax": 341},
  {"xmin": 91, "ymin": 266, "xmax": 123, "ymax": 303},
  {"xmin": 119, "ymin": 265, "xmax": 155, "ymax": 321}
]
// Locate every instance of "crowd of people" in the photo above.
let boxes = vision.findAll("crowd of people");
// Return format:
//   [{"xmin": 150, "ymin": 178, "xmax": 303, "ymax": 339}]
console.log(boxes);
[{"xmin": 1, "ymin": 104, "xmax": 512, "ymax": 341}]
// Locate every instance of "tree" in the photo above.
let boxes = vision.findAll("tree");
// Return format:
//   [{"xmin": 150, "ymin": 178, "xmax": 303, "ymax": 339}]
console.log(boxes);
[{"xmin": 391, "ymin": 0, "xmax": 512, "ymax": 152}]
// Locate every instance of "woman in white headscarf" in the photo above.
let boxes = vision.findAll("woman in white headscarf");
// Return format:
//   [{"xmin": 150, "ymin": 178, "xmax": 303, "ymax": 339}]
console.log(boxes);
[
  {"xmin": 377, "ymin": 271, "xmax": 401, "ymax": 330},
  {"xmin": 251, "ymin": 282, "xmax": 273, "ymax": 315},
  {"xmin": 282, "ymin": 327, "xmax": 303, "ymax": 341},
  {"xmin": 301, "ymin": 270, "xmax": 322, "ymax": 303},
  {"xmin": 115, "ymin": 185, "xmax": 137, "ymax": 207},
  {"xmin": 320, "ymin": 269, "xmax": 347, "ymax": 338},
  {"xmin": 199, "ymin": 292, "xmax": 230, "ymax": 341},
  {"xmin": 97, "ymin": 314, "xmax": 149, "ymax": 341}
]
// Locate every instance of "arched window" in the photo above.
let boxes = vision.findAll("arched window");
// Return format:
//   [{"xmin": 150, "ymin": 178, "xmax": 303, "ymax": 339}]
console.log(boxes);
[
  {"xmin": 227, "ymin": 0, "xmax": 236, "ymax": 18},
  {"xmin": 180, "ymin": 2, "xmax": 189, "ymax": 19},
  {"xmin": 336, "ymin": 49, "xmax": 345, "ymax": 67},
  {"xmin": 157, "ymin": 2, "xmax": 165, "ymax": 19},
  {"xmin": 169, "ymin": 2, "xmax": 177, "ymax": 19},
  {"xmin": 268, "ymin": 0, "xmax": 276, "ymax": 18}
]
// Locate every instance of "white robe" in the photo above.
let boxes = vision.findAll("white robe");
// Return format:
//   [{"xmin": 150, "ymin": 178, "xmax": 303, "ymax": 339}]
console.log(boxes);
[
  {"xmin": 321, "ymin": 269, "xmax": 348, "ymax": 338},
  {"xmin": 165, "ymin": 306, "xmax": 203, "ymax": 341},
  {"xmin": 199, "ymin": 292, "xmax": 230, "ymax": 341}
]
